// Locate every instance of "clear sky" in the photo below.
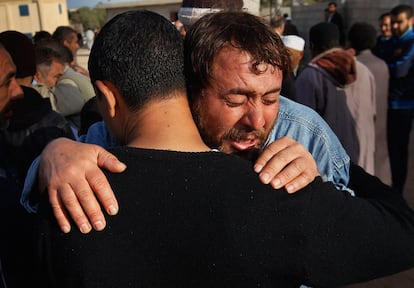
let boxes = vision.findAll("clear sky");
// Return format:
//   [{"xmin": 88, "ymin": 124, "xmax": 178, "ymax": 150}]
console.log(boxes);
[{"xmin": 67, "ymin": 0, "xmax": 134, "ymax": 9}]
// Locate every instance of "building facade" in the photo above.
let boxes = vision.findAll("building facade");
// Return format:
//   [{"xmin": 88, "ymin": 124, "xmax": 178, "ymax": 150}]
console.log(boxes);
[
  {"xmin": 98, "ymin": 0, "xmax": 260, "ymax": 23},
  {"xmin": 0, "ymin": 0, "xmax": 69, "ymax": 37}
]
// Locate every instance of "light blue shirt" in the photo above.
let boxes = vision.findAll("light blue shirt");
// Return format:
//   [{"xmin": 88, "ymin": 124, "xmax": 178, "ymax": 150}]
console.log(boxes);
[
  {"xmin": 273, "ymin": 96, "xmax": 350, "ymax": 191},
  {"xmin": 21, "ymin": 96, "xmax": 351, "ymax": 213}
]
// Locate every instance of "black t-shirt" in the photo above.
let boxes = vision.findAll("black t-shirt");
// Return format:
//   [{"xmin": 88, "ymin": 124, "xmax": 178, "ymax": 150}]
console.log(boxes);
[{"xmin": 35, "ymin": 147, "xmax": 414, "ymax": 287}]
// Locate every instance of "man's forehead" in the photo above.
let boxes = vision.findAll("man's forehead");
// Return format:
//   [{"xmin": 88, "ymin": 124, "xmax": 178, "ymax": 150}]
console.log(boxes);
[{"xmin": 392, "ymin": 12, "xmax": 410, "ymax": 21}]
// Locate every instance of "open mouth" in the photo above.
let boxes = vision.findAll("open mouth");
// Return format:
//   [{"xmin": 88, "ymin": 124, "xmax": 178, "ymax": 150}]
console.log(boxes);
[{"xmin": 229, "ymin": 137, "xmax": 259, "ymax": 151}]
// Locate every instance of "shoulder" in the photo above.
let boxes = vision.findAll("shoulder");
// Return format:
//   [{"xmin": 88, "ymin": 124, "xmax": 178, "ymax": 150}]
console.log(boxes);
[{"xmin": 276, "ymin": 97, "xmax": 343, "ymax": 146}]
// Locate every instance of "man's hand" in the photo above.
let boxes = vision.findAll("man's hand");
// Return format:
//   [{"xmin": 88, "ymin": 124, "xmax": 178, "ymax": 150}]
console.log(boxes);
[
  {"xmin": 253, "ymin": 136, "xmax": 319, "ymax": 193},
  {"xmin": 39, "ymin": 138, "xmax": 126, "ymax": 234}
]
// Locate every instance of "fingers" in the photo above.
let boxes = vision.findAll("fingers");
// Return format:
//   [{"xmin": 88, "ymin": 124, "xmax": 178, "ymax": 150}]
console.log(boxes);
[
  {"xmin": 271, "ymin": 155, "xmax": 318, "ymax": 193},
  {"xmin": 97, "ymin": 148, "xmax": 127, "ymax": 173},
  {"xmin": 49, "ymin": 187, "xmax": 72, "ymax": 233},
  {"xmin": 254, "ymin": 136, "xmax": 320, "ymax": 193},
  {"xmin": 86, "ymin": 167, "xmax": 119, "ymax": 217},
  {"xmin": 40, "ymin": 139, "xmax": 126, "ymax": 233}
]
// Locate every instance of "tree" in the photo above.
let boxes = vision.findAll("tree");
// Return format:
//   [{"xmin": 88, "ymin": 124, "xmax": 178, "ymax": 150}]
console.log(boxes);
[{"xmin": 69, "ymin": 7, "xmax": 106, "ymax": 30}]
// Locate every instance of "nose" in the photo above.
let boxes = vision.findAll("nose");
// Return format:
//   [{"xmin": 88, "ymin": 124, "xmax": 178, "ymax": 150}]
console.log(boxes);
[
  {"xmin": 9, "ymin": 78, "xmax": 23, "ymax": 101},
  {"xmin": 245, "ymin": 104, "xmax": 266, "ymax": 131}
]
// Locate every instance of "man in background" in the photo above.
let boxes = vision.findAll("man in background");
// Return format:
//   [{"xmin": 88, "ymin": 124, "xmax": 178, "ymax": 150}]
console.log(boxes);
[
  {"xmin": 386, "ymin": 4, "xmax": 414, "ymax": 194},
  {"xmin": 52, "ymin": 26, "xmax": 89, "ymax": 77},
  {"xmin": 348, "ymin": 22, "xmax": 391, "ymax": 185},
  {"xmin": 326, "ymin": 1, "xmax": 345, "ymax": 46},
  {"xmin": 296, "ymin": 22, "xmax": 376, "ymax": 174}
]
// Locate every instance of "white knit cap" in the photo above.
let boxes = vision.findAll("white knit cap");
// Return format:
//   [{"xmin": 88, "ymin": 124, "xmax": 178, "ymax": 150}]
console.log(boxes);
[
  {"xmin": 178, "ymin": 0, "xmax": 243, "ymax": 28},
  {"xmin": 282, "ymin": 35, "xmax": 305, "ymax": 51},
  {"xmin": 178, "ymin": 7, "xmax": 223, "ymax": 28}
]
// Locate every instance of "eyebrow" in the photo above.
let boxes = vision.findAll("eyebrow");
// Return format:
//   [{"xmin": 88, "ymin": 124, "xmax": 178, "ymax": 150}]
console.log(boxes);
[
  {"xmin": 227, "ymin": 87, "xmax": 281, "ymax": 96},
  {"xmin": 0, "ymin": 71, "xmax": 16, "ymax": 87}
]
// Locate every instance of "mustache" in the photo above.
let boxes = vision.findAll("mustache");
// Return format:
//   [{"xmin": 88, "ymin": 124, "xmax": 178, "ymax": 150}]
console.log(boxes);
[{"xmin": 222, "ymin": 127, "xmax": 266, "ymax": 142}]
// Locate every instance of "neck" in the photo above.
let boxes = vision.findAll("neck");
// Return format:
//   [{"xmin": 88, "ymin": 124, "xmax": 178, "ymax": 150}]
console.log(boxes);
[
  {"xmin": 122, "ymin": 95, "xmax": 211, "ymax": 152},
  {"xmin": 17, "ymin": 76, "xmax": 33, "ymax": 87}
]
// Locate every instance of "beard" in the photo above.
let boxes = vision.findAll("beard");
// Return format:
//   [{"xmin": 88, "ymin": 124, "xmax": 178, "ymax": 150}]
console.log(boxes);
[
  {"xmin": 218, "ymin": 127, "xmax": 266, "ymax": 161},
  {"xmin": 193, "ymin": 105, "xmax": 266, "ymax": 161}
]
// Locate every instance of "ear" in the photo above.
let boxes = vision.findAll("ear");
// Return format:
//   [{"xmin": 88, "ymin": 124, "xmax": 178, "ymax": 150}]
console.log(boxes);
[
  {"xmin": 34, "ymin": 70, "xmax": 42, "ymax": 83},
  {"xmin": 95, "ymin": 80, "xmax": 117, "ymax": 118}
]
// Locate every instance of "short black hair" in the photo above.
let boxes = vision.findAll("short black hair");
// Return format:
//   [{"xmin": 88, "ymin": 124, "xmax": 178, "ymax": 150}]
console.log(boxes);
[
  {"xmin": 391, "ymin": 4, "xmax": 413, "ymax": 18},
  {"xmin": 52, "ymin": 26, "xmax": 77, "ymax": 44},
  {"xmin": 348, "ymin": 22, "xmax": 377, "ymax": 52},
  {"xmin": 328, "ymin": 2, "xmax": 337, "ymax": 7},
  {"xmin": 378, "ymin": 12, "xmax": 391, "ymax": 21},
  {"xmin": 33, "ymin": 30, "xmax": 52, "ymax": 45},
  {"xmin": 309, "ymin": 22, "xmax": 340, "ymax": 52},
  {"xmin": 35, "ymin": 45, "xmax": 64, "ymax": 67},
  {"xmin": 35, "ymin": 38, "xmax": 73, "ymax": 64},
  {"xmin": 88, "ymin": 10, "xmax": 186, "ymax": 111}
]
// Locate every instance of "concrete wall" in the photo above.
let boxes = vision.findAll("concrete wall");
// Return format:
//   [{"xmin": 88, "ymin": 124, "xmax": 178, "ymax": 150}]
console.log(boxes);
[
  {"xmin": 292, "ymin": 0, "xmax": 414, "ymax": 45},
  {"xmin": 0, "ymin": 1, "xmax": 40, "ymax": 35},
  {"xmin": 37, "ymin": 0, "xmax": 69, "ymax": 33},
  {"xmin": 0, "ymin": 0, "xmax": 69, "ymax": 36},
  {"xmin": 105, "ymin": 3, "xmax": 182, "ymax": 22},
  {"xmin": 290, "ymin": 0, "xmax": 414, "ymax": 62}
]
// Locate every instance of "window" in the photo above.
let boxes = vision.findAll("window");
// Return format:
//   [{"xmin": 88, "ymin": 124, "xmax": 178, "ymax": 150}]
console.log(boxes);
[
  {"xmin": 58, "ymin": 4, "xmax": 62, "ymax": 14},
  {"xmin": 19, "ymin": 4, "xmax": 29, "ymax": 16}
]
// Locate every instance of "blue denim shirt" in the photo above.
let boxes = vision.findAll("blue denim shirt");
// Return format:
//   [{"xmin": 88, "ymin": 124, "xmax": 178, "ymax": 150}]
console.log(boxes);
[
  {"xmin": 21, "ymin": 96, "xmax": 351, "ymax": 213},
  {"xmin": 272, "ymin": 96, "xmax": 350, "ymax": 191}
]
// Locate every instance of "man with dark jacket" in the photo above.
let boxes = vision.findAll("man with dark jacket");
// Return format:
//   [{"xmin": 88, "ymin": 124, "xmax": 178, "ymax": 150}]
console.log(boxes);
[
  {"xmin": 0, "ymin": 31, "xmax": 74, "ymax": 288},
  {"xmin": 385, "ymin": 4, "xmax": 414, "ymax": 194},
  {"xmin": 326, "ymin": 1, "xmax": 346, "ymax": 46},
  {"xmin": 0, "ymin": 43, "xmax": 24, "ymax": 288},
  {"xmin": 296, "ymin": 22, "xmax": 376, "ymax": 175}
]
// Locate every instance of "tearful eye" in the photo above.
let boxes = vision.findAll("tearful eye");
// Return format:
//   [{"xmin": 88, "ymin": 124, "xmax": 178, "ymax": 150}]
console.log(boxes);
[{"xmin": 225, "ymin": 95, "xmax": 247, "ymax": 107}]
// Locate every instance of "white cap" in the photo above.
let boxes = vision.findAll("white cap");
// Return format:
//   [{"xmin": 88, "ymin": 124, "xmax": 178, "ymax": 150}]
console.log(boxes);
[{"xmin": 282, "ymin": 35, "xmax": 305, "ymax": 51}]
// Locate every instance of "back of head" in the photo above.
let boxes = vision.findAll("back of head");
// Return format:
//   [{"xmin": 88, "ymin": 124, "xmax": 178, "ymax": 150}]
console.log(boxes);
[
  {"xmin": 35, "ymin": 45, "xmax": 64, "ymax": 67},
  {"xmin": 0, "ymin": 30, "xmax": 36, "ymax": 78},
  {"xmin": 270, "ymin": 14, "xmax": 285, "ymax": 30},
  {"xmin": 348, "ymin": 22, "xmax": 377, "ymax": 53},
  {"xmin": 309, "ymin": 22, "xmax": 340, "ymax": 53},
  {"xmin": 184, "ymin": 11, "xmax": 290, "ymax": 99},
  {"xmin": 33, "ymin": 30, "xmax": 52, "ymax": 45},
  {"xmin": 391, "ymin": 4, "xmax": 413, "ymax": 18},
  {"xmin": 36, "ymin": 38, "xmax": 73, "ymax": 64},
  {"xmin": 179, "ymin": 0, "xmax": 243, "ymax": 29},
  {"xmin": 52, "ymin": 26, "xmax": 77, "ymax": 44},
  {"xmin": 88, "ymin": 10, "xmax": 186, "ymax": 111}
]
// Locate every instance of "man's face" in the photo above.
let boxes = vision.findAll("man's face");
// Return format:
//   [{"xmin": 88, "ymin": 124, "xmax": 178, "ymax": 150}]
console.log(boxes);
[
  {"xmin": 0, "ymin": 48, "xmax": 23, "ymax": 118},
  {"xmin": 64, "ymin": 32, "xmax": 80, "ymax": 57},
  {"xmin": 36, "ymin": 60, "xmax": 64, "ymax": 88},
  {"xmin": 391, "ymin": 12, "xmax": 413, "ymax": 37},
  {"xmin": 379, "ymin": 15, "xmax": 392, "ymax": 37},
  {"xmin": 328, "ymin": 4, "xmax": 336, "ymax": 13},
  {"xmin": 192, "ymin": 46, "xmax": 281, "ymax": 160}
]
